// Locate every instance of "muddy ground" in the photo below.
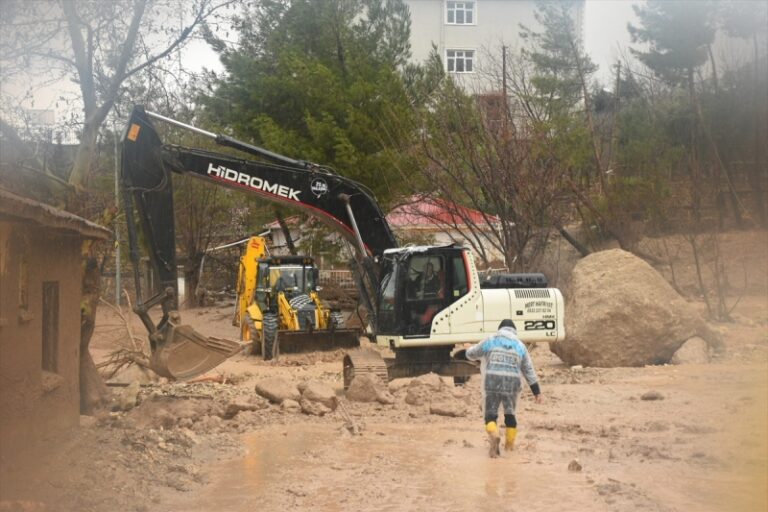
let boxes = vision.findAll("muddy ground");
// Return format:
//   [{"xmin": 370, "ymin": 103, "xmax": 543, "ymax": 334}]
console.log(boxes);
[{"xmin": 1, "ymin": 231, "xmax": 766, "ymax": 512}]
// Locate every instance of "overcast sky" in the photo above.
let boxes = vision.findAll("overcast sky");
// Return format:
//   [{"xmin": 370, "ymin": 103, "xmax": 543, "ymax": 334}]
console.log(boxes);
[{"xmin": 585, "ymin": 0, "xmax": 639, "ymax": 84}]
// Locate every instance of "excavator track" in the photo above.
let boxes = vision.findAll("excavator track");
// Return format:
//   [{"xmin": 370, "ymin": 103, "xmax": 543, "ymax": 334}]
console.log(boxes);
[{"xmin": 343, "ymin": 348, "xmax": 389, "ymax": 390}]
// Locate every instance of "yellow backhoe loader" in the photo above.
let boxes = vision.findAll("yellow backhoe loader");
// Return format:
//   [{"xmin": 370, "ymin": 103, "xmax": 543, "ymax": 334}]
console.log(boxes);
[{"xmin": 234, "ymin": 236, "xmax": 359, "ymax": 359}]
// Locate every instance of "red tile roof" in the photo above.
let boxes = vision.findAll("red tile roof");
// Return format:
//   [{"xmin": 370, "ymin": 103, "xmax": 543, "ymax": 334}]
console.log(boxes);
[
  {"xmin": 263, "ymin": 196, "xmax": 498, "ymax": 231},
  {"xmin": 386, "ymin": 196, "xmax": 499, "ymax": 227}
]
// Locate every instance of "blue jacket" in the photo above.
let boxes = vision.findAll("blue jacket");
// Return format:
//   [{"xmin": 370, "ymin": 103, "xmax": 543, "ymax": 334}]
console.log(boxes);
[{"xmin": 466, "ymin": 326, "xmax": 538, "ymax": 388}]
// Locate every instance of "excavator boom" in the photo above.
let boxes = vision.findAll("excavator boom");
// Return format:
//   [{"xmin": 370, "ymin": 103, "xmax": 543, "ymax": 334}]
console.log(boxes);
[{"xmin": 122, "ymin": 107, "xmax": 396, "ymax": 261}]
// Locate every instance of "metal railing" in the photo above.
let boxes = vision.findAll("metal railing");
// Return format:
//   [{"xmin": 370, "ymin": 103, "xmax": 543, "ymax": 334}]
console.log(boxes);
[{"xmin": 319, "ymin": 270, "xmax": 356, "ymax": 288}]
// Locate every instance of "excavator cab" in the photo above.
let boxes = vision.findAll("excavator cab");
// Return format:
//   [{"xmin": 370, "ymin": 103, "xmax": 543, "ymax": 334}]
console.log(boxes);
[{"xmin": 377, "ymin": 246, "xmax": 470, "ymax": 337}]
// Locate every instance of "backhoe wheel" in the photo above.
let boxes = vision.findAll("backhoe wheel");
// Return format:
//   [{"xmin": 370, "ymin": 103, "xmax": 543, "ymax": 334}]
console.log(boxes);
[
  {"xmin": 330, "ymin": 311, "xmax": 345, "ymax": 329},
  {"xmin": 262, "ymin": 313, "xmax": 279, "ymax": 361}
]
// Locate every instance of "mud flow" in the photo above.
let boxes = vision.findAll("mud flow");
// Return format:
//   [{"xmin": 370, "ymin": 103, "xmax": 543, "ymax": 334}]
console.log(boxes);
[
  {"xmin": 1, "ymin": 232, "xmax": 766, "ymax": 512},
  {"xmin": 165, "ymin": 424, "xmax": 601, "ymax": 512}
]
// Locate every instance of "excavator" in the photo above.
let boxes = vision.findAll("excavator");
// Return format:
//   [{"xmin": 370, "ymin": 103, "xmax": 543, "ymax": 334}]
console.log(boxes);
[
  {"xmin": 120, "ymin": 106, "xmax": 565, "ymax": 383},
  {"xmin": 234, "ymin": 235, "xmax": 359, "ymax": 359}
]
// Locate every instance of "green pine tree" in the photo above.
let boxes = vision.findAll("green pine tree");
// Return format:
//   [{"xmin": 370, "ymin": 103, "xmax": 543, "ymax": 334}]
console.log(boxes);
[
  {"xmin": 199, "ymin": 0, "xmax": 418, "ymax": 206},
  {"xmin": 628, "ymin": 0, "xmax": 717, "ymax": 85}
]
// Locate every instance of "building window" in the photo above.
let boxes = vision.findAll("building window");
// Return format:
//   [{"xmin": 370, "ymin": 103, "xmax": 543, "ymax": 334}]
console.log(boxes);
[
  {"xmin": 42, "ymin": 281, "xmax": 59, "ymax": 373},
  {"xmin": 446, "ymin": 1, "xmax": 475, "ymax": 25},
  {"xmin": 446, "ymin": 49, "xmax": 474, "ymax": 73}
]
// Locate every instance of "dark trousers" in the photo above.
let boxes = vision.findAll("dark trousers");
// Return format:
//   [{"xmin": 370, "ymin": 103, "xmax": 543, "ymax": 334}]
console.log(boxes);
[{"xmin": 484, "ymin": 374, "xmax": 520, "ymax": 428}]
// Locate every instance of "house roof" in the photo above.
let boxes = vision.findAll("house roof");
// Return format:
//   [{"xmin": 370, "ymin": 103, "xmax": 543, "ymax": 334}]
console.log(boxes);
[
  {"xmin": 262, "ymin": 197, "xmax": 499, "ymax": 232},
  {"xmin": 0, "ymin": 188, "xmax": 111, "ymax": 240},
  {"xmin": 386, "ymin": 196, "xmax": 499, "ymax": 228}
]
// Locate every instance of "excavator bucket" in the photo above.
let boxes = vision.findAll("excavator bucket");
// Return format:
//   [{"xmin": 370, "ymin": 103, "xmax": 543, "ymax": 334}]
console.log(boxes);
[
  {"xmin": 150, "ymin": 322, "xmax": 244, "ymax": 380},
  {"xmin": 257, "ymin": 328, "xmax": 361, "ymax": 356}
]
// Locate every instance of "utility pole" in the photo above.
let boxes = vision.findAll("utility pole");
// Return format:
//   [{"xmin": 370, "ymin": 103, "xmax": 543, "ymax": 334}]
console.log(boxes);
[
  {"xmin": 606, "ymin": 60, "xmax": 621, "ymax": 175},
  {"xmin": 113, "ymin": 119, "xmax": 121, "ymax": 306}
]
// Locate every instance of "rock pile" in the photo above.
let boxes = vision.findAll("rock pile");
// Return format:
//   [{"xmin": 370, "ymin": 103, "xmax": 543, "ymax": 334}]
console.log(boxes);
[
  {"xmin": 254, "ymin": 377, "xmax": 340, "ymax": 416},
  {"xmin": 342, "ymin": 371, "xmax": 474, "ymax": 417},
  {"xmin": 405, "ymin": 373, "xmax": 443, "ymax": 406},
  {"xmin": 397, "ymin": 373, "xmax": 471, "ymax": 417}
]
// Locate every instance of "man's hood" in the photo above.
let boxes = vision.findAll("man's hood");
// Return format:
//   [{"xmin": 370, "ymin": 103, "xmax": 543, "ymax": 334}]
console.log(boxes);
[{"xmin": 498, "ymin": 326, "xmax": 519, "ymax": 339}]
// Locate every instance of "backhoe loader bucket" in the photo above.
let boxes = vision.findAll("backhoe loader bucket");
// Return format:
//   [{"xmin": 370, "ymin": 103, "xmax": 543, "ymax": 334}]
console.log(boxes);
[
  {"xmin": 149, "ymin": 319, "xmax": 245, "ymax": 380},
  {"xmin": 254, "ymin": 328, "xmax": 360, "ymax": 357}
]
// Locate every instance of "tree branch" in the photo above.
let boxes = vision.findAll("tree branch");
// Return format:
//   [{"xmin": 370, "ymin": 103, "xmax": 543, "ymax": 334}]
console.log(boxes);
[
  {"xmin": 62, "ymin": 0, "xmax": 97, "ymax": 116},
  {"xmin": 91, "ymin": 0, "xmax": 148, "ymax": 125},
  {"xmin": 121, "ymin": 0, "xmax": 238, "ymax": 81}
]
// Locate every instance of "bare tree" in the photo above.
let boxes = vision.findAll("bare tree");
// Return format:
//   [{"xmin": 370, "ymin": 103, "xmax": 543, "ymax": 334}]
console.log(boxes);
[
  {"xmin": 173, "ymin": 175, "xmax": 236, "ymax": 307},
  {"xmin": 408, "ymin": 79, "xmax": 571, "ymax": 271},
  {"xmin": 1, "ymin": 0, "xmax": 235, "ymax": 189}
]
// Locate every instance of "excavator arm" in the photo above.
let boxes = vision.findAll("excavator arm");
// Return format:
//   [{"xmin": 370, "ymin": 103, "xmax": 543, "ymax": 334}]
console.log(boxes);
[
  {"xmin": 122, "ymin": 107, "xmax": 396, "ymax": 259},
  {"xmin": 120, "ymin": 105, "xmax": 397, "ymax": 379}
]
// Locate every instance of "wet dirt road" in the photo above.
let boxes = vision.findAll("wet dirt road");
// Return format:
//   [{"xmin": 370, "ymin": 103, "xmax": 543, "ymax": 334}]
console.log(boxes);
[
  {"xmin": 165, "ymin": 423, "xmax": 605, "ymax": 512},
  {"xmin": 158, "ymin": 356, "xmax": 767, "ymax": 512}
]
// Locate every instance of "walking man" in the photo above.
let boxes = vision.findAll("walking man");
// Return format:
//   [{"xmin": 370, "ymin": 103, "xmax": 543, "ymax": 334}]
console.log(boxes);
[{"xmin": 465, "ymin": 319, "xmax": 542, "ymax": 458}]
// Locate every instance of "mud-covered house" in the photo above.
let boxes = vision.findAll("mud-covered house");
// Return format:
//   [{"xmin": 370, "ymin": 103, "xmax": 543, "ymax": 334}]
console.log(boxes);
[{"xmin": 0, "ymin": 188, "xmax": 110, "ymax": 478}]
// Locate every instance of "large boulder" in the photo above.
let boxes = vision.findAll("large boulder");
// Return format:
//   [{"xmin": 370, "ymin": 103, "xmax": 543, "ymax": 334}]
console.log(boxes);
[
  {"xmin": 412, "ymin": 372, "xmax": 444, "ymax": 391},
  {"xmin": 429, "ymin": 398, "xmax": 469, "ymax": 417},
  {"xmin": 300, "ymin": 397, "xmax": 332, "ymax": 416},
  {"xmin": 301, "ymin": 380, "xmax": 338, "ymax": 411},
  {"xmin": 404, "ymin": 372, "xmax": 445, "ymax": 406},
  {"xmin": 346, "ymin": 374, "xmax": 393, "ymax": 404},
  {"xmin": 670, "ymin": 336, "xmax": 711, "ymax": 365},
  {"xmin": 254, "ymin": 377, "xmax": 300, "ymax": 404},
  {"xmin": 223, "ymin": 397, "xmax": 268, "ymax": 419},
  {"xmin": 117, "ymin": 380, "xmax": 141, "ymax": 411},
  {"xmin": 111, "ymin": 364, "xmax": 159, "ymax": 385},
  {"xmin": 388, "ymin": 378, "xmax": 412, "ymax": 394},
  {"xmin": 405, "ymin": 384, "xmax": 432, "ymax": 406},
  {"xmin": 550, "ymin": 249, "xmax": 722, "ymax": 367}
]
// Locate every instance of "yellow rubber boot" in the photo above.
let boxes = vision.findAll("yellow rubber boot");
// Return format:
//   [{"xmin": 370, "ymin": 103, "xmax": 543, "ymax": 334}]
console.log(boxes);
[
  {"xmin": 486, "ymin": 421, "xmax": 500, "ymax": 458},
  {"xmin": 505, "ymin": 427, "xmax": 517, "ymax": 451}
]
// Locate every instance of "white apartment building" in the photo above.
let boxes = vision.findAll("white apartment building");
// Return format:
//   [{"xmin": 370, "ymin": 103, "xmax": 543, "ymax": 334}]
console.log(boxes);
[{"xmin": 404, "ymin": 0, "xmax": 585, "ymax": 92}]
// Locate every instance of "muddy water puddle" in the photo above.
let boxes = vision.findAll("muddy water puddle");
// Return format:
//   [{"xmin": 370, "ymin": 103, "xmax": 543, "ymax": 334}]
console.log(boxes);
[{"xmin": 164, "ymin": 423, "xmax": 602, "ymax": 512}]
